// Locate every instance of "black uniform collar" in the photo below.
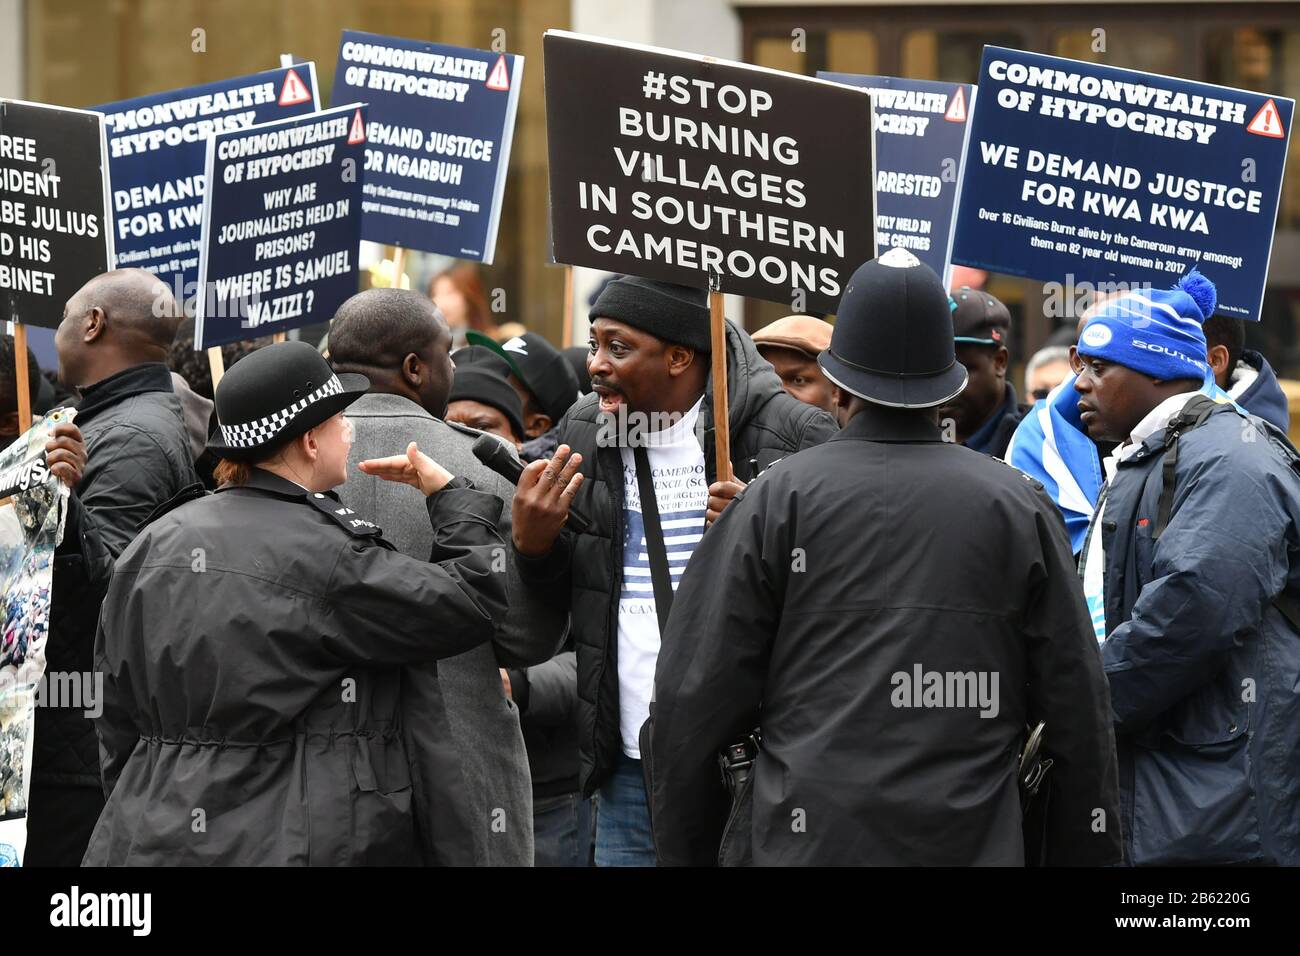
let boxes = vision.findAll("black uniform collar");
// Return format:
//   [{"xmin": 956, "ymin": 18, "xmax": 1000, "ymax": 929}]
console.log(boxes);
[
  {"xmin": 75, "ymin": 362, "xmax": 174, "ymax": 425},
  {"xmin": 218, "ymin": 467, "xmax": 338, "ymax": 501},
  {"xmin": 830, "ymin": 403, "xmax": 944, "ymax": 444}
]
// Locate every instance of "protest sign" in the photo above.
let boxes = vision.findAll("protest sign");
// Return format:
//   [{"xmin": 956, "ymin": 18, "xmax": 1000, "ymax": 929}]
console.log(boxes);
[
  {"xmin": 543, "ymin": 30, "xmax": 876, "ymax": 315},
  {"xmin": 950, "ymin": 46, "xmax": 1294, "ymax": 320},
  {"xmin": 0, "ymin": 100, "xmax": 113, "ymax": 330},
  {"xmin": 819, "ymin": 73, "xmax": 974, "ymax": 287},
  {"xmin": 194, "ymin": 104, "xmax": 366, "ymax": 350},
  {"xmin": 96, "ymin": 65, "xmax": 321, "ymax": 304},
  {"xmin": 331, "ymin": 30, "xmax": 522, "ymax": 262},
  {"xmin": 0, "ymin": 407, "xmax": 75, "ymax": 867}
]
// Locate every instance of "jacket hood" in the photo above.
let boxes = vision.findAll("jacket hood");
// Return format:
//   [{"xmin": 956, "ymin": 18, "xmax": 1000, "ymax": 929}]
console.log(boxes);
[
  {"xmin": 1234, "ymin": 350, "xmax": 1290, "ymax": 433},
  {"xmin": 703, "ymin": 319, "xmax": 789, "ymax": 434}
]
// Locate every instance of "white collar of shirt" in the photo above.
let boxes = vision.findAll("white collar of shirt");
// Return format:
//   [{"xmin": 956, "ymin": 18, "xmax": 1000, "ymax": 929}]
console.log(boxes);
[
  {"xmin": 638, "ymin": 395, "xmax": 704, "ymax": 448},
  {"xmin": 1102, "ymin": 390, "xmax": 1203, "ymax": 482}
]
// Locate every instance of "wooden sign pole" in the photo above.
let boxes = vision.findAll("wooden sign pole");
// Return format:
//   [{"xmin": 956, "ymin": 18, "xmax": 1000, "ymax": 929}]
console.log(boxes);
[
  {"xmin": 207, "ymin": 345, "xmax": 226, "ymax": 391},
  {"xmin": 391, "ymin": 246, "xmax": 406, "ymax": 289},
  {"xmin": 14, "ymin": 321, "xmax": 32, "ymax": 432},
  {"xmin": 707, "ymin": 270, "xmax": 731, "ymax": 483},
  {"xmin": 561, "ymin": 265, "xmax": 574, "ymax": 349}
]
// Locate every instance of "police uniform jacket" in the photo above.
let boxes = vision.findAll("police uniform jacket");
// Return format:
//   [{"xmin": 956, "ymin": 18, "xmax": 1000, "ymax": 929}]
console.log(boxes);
[
  {"xmin": 82, "ymin": 468, "xmax": 508, "ymax": 866},
  {"xmin": 649, "ymin": 404, "xmax": 1124, "ymax": 866}
]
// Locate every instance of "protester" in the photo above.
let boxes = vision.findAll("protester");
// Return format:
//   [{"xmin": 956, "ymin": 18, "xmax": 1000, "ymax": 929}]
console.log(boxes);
[
  {"xmin": 1024, "ymin": 345, "xmax": 1072, "ymax": 402},
  {"xmin": 1203, "ymin": 312, "xmax": 1289, "ymax": 431},
  {"xmin": 646, "ymin": 249, "xmax": 1122, "ymax": 866},
  {"xmin": 1073, "ymin": 272, "xmax": 1300, "ymax": 866},
  {"xmin": 25, "ymin": 269, "xmax": 199, "ymax": 867},
  {"xmin": 84, "ymin": 341, "xmax": 509, "ymax": 865},
  {"xmin": 751, "ymin": 315, "xmax": 836, "ymax": 413},
  {"xmin": 446, "ymin": 345, "xmax": 526, "ymax": 447},
  {"xmin": 467, "ymin": 330, "xmax": 583, "ymax": 460},
  {"xmin": 937, "ymin": 287, "xmax": 1027, "ymax": 457},
  {"xmin": 1009, "ymin": 298, "xmax": 1290, "ymax": 554},
  {"xmin": 509, "ymin": 275, "xmax": 837, "ymax": 866},
  {"xmin": 329, "ymin": 289, "xmax": 568, "ymax": 866}
]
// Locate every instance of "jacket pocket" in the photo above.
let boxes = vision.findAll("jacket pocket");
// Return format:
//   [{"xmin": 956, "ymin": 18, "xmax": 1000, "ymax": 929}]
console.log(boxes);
[
  {"xmin": 350, "ymin": 734, "xmax": 413, "ymax": 795},
  {"xmin": 1131, "ymin": 733, "xmax": 1262, "ymax": 865}
]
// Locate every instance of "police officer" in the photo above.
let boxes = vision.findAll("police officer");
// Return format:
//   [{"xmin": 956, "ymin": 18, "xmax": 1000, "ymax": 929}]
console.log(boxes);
[
  {"xmin": 84, "ymin": 341, "xmax": 508, "ymax": 866},
  {"xmin": 648, "ymin": 249, "xmax": 1123, "ymax": 866}
]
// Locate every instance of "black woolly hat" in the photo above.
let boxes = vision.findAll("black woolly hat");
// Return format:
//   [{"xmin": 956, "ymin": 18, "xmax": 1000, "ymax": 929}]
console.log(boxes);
[{"xmin": 590, "ymin": 276, "xmax": 711, "ymax": 353}]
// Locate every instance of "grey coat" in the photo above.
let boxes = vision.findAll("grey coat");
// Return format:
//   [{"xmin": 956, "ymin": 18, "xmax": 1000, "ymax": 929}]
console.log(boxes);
[{"xmin": 340, "ymin": 392, "xmax": 568, "ymax": 866}]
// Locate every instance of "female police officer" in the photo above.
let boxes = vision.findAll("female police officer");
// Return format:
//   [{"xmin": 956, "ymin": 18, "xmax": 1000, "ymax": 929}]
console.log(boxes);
[{"xmin": 82, "ymin": 341, "xmax": 510, "ymax": 866}]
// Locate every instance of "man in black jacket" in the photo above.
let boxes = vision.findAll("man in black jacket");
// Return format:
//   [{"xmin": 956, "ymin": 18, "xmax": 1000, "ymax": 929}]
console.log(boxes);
[
  {"xmin": 648, "ymin": 249, "xmax": 1123, "ymax": 866},
  {"xmin": 510, "ymin": 276, "xmax": 837, "ymax": 866},
  {"xmin": 24, "ymin": 268, "xmax": 198, "ymax": 866}
]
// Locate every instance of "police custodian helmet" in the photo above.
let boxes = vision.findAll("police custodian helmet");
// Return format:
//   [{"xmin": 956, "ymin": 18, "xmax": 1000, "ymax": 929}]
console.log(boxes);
[
  {"xmin": 818, "ymin": 248, "xmax": 969, "ymax": 409},
  {"xmin": 205, "ymin": 341, "xmax": 370, "ymax": 461}
]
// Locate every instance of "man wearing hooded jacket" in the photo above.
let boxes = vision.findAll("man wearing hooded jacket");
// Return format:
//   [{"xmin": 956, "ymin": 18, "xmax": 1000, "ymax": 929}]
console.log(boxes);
[
  {"xmin": 648, "ymin": 250, "xmax": 1122, "ymax": 867},
  {"xmin": 1074, "ymin": 274, "xmax": 1300, "ymax": 866},
  {"xmin": 510, "ymin": 276, "xmax": 837, "ymax": 866}
]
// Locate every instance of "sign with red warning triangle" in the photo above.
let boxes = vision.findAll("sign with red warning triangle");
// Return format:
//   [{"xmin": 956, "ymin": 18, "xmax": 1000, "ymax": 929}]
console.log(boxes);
[
  {"xmin": 347, "ymin": 107, "xmax": 366, "ymax": 144},
  {"xmin": 944, "ymin": 86, "xmax": 967, "ymax": 122},
  {"xmin": 1246, "ymin": 98, "xmax": 1285, "ymax": 138},
  {"xmin": 279, "ymin": 68, "xmax": 311, "ymax": 107},
  {"xmin": 486, "ymin": 54, "xmax": 510, "ymax": 91},
  {"xmin": 330, "ymin": 31, "xmax": 524, "ymax": 262}
]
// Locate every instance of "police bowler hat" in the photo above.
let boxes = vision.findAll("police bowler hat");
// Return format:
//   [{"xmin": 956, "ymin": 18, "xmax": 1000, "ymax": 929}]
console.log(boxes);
[{"xmin": 206, "ymin": 341, "xmax": 370, "ymax": 460}]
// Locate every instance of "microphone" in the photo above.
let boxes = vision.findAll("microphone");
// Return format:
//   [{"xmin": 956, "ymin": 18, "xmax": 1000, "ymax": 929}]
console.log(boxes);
[{"xmin": 471, "ymin": 434, "xmax": 592, "ymax": 534}]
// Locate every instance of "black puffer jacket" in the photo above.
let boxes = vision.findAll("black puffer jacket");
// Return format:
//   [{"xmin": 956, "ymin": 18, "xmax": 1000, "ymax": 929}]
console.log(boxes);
[
  {"xmin": 28, "ymin": 364, "xmax": 198, "ymax": 864},
  {"xmin": 514, "ymin": 321, "xmax": 837, "ymax": 795}
]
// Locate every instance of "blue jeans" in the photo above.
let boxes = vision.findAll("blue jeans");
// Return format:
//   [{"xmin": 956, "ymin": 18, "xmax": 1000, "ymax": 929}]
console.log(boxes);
[
  {"xmin": 533, "ymin": 792, "xmax": 593, "ymax": 867},
  {"xmin": 594, "ymin": 753, "xmax": 656, "ymax": 867}
]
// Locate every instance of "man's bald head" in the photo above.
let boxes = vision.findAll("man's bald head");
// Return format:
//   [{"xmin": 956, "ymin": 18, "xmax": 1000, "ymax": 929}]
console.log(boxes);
[
  {"xmin": 329, "ymin": 288, "xmax": 454, "ymax": 418},
  {"xmin": 56, "ymin": 269, "xmax": 182, "ymax": 388}
]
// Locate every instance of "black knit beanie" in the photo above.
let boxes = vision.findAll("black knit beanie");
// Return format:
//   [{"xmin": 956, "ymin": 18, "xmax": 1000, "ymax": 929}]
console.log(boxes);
[{"xmin": 589, "ymin": 276, "xmax": 711, "ymax": 353}]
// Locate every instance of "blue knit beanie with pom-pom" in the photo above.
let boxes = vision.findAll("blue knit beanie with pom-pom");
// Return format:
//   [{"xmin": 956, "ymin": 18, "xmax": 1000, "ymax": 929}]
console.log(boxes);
[{"xmin": 1076, "ymin": 270, "xmax": 1215, "ymax": 381}]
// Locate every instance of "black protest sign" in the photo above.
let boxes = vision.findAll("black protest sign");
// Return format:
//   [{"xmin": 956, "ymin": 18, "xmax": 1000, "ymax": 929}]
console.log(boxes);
[
  {"xmin": 0, "ymin": 100, "xmax": 113, "ymax": 328},
  {"xmin": 544, "ymin": 31, "xmax": 875, "ymax": 314}
]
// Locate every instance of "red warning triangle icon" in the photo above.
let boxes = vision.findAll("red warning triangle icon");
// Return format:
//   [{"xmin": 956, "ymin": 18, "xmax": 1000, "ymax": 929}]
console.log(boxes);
[
  {"xmin": 279, "ymin": 68, "xmax": 310, "ymax": 107},
  {"xmin": 486, "ymin": 54, "xmax": 510, "ymax": 91},
  {"xmin": 944, "ymin": 87, "xmax": 967, "ymax": 123},
  {"xmin": 1246, "ymin": 98, "xmax": 1285, "ymax": 138},
  {"xmin": 347, "ymin": 108, "xmax": 366, "ymax": 145}
]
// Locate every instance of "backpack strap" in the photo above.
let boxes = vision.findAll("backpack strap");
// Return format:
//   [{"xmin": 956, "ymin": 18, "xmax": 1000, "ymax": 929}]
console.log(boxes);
[{"xmin": 1152, "ymin": 394, "xmax": 1220, "ymax": 541}]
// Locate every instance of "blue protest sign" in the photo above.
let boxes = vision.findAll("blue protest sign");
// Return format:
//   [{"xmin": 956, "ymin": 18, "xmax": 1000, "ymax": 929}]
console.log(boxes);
[
  {"xmin": 194, "ymin": 104, "xmax": 366, "ymax": 349},
  {"xmin": 820, "ymin": 73, "xmax": 973, "ymax": 286},
  {"xmin": 331, "ymin": 30, "xmax": 522, "ymax": 263},
  {"xmin": 951, "ymin": 47, "xmax": 1293, "ymax": 320},
  {"xmin": 96, "ymin": 65, "xmax": 321, "ymax": 305}
]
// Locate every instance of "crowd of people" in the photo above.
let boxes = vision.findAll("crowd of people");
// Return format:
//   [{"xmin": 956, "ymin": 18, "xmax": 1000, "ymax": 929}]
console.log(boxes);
[{"xmin": 2, "ymin": 246, "xmax": 1298, "ymax": 867}]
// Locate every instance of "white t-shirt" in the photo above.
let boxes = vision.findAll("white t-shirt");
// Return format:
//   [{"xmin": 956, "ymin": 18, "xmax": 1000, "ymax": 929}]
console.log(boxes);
[
  {"xmin": 1079, "ymin": 391, "xmax": 1202, "ymax": 643},
  {"xmin": 617, "ymin": 397, "xmax": 708, "ymax": 758}
]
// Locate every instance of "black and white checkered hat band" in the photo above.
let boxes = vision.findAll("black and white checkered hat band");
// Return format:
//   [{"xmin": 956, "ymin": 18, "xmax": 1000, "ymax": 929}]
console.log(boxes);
[{"xmin": 219, "ymin": 374, "xmax": 345, "ymax": 449}]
